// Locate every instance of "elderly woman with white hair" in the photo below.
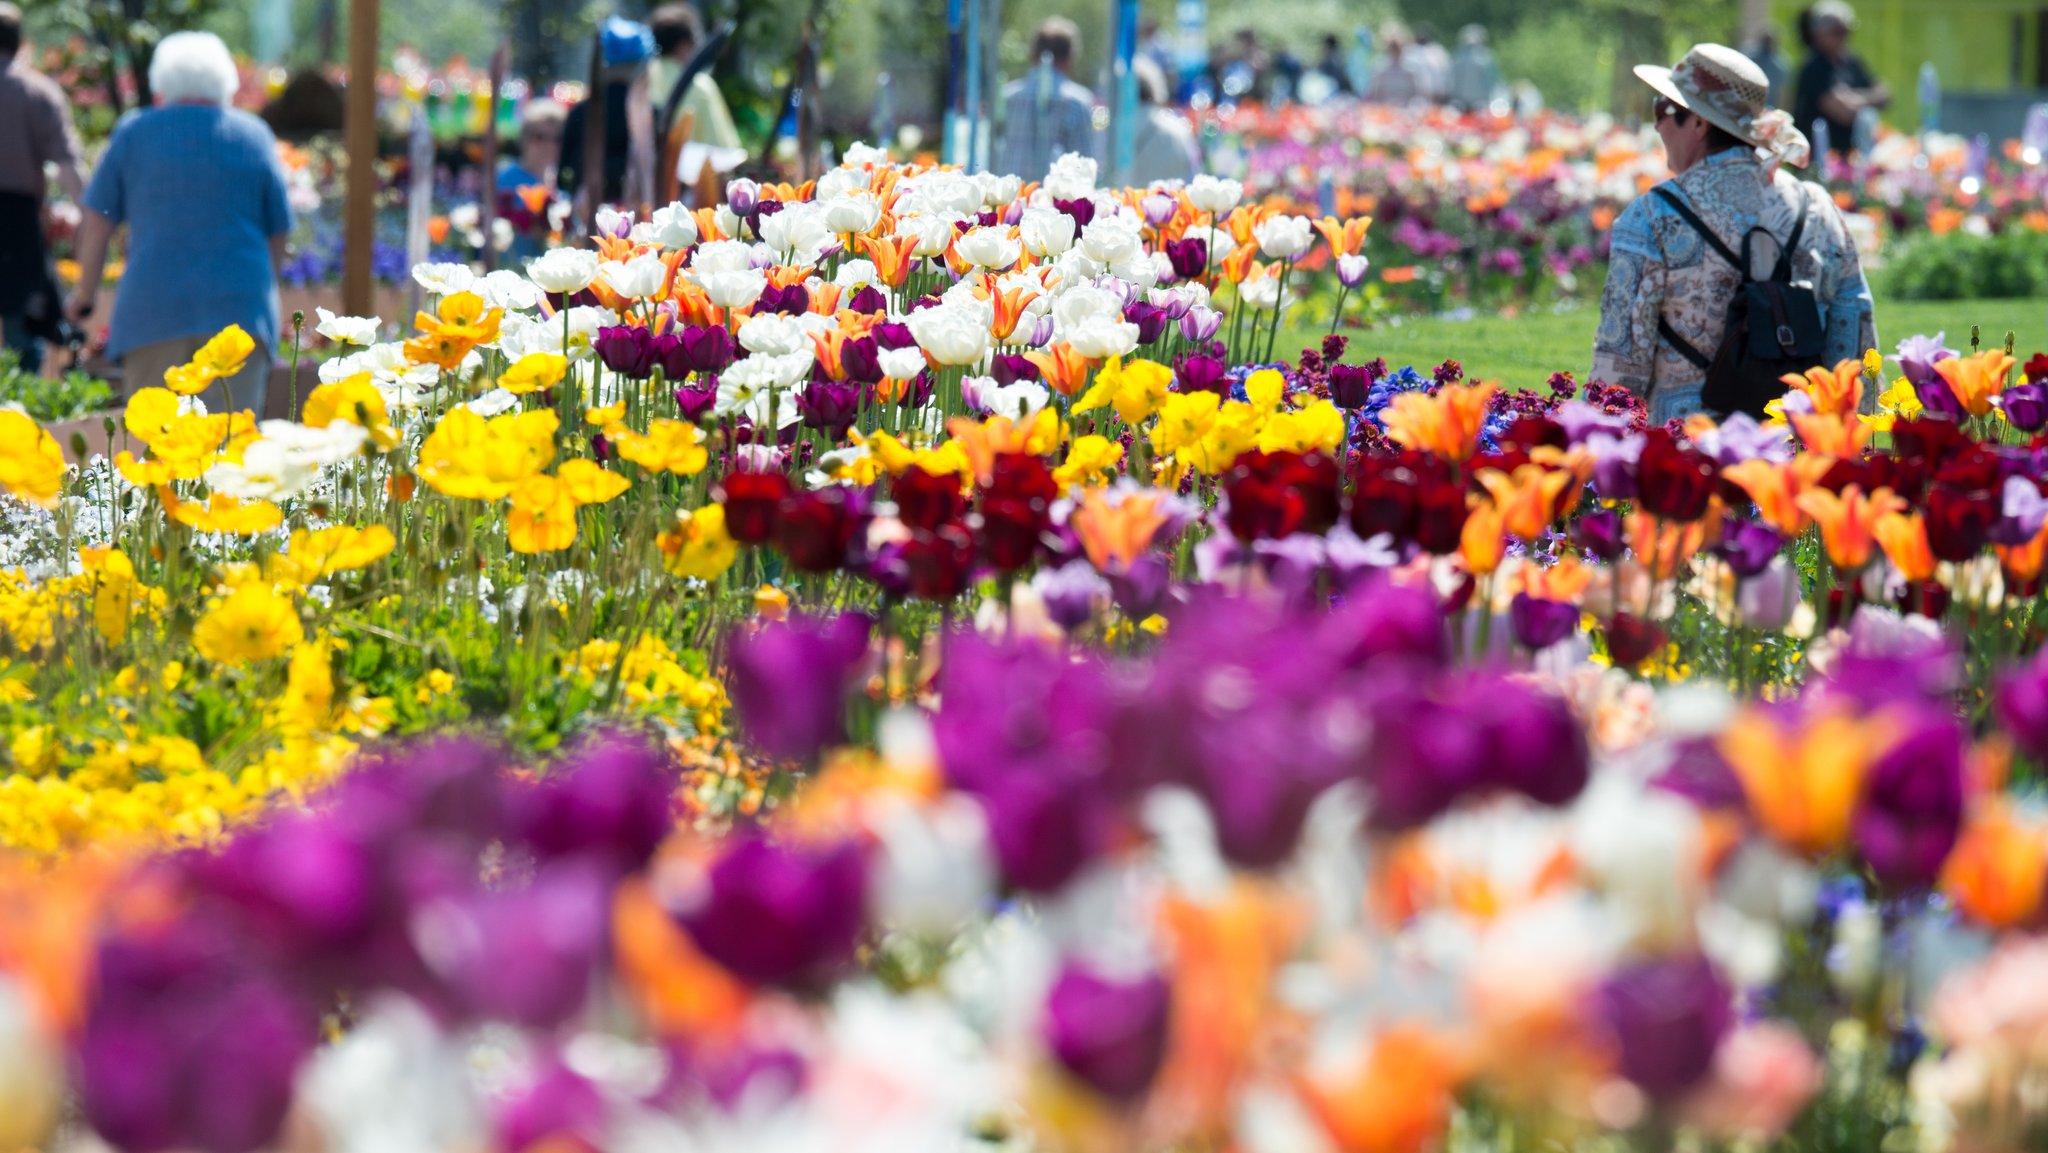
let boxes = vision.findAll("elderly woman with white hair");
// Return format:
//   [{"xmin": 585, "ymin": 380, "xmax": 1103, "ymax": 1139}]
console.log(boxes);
[{"xmin": 64, "ymin": 31, "xmax": 292, "ymax": 412}]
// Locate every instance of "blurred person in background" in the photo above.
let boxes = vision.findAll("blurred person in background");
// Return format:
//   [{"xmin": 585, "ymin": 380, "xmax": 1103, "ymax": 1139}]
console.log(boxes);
[
  {"xmin": 996, "ymin": 18, "xmax": 1099, "ymax": 179},
  {"xmin": 500, "ymin": 98, "xmax": 565, "ymax": 263},
  {"xmin": 1366, "ymin": 24, "xmax": 1425, "ymax": 105},
  {"xmin": 1126, "ymin": 56, "xmax": 1199, "ymax": 184},
  {"xmin": 649, "ymin": 3, "xmax": 739, "ymax": 151},
  {"xmin": 1793, "ymin": 1, "xmax": 1887, "ymax": 158},
  {"xmin": 1593, "ymin": 44, "xmax": 1872, "ymax": 423},
  {"xmin": 1448, "ymin": 25, "xmax": 1502, "ymax": 111},
  {"xmin": 1213, "ymin": 28, "xmax": 1272, "ymax": 104},
  {"xmin": 560, "ymin": 17, "xmax": 658, "ymax": 210},
  {"xmin": 1743, "ymin": 29, "xmax": 1792, "ymax": 108},
  {"xmin": 1309, "ymin": 34, "xmax": 1355, "ymax": 98},
  {"xmin": 0, "ymin": 0, "xmax": 85, "ymax": 375},
  {"xmin": 64, "ymin": 31, "xmax": 290, "ymax": 413},
  {"xmin": 1410, "ymin": 22, "xmax": 1451, "ymax": 103}
]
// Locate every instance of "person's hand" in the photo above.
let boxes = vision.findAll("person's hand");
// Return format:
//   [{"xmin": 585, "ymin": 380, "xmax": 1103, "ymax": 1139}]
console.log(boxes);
[{"xmin": 64, "ymin": 290, "xmax": 95, "ymax": 328}]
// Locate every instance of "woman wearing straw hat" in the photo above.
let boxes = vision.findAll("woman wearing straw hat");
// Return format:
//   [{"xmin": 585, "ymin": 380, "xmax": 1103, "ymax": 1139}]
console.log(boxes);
[{"xmin": 1592, "ymin": 43, "xmax": 1874, "ymax": 424}]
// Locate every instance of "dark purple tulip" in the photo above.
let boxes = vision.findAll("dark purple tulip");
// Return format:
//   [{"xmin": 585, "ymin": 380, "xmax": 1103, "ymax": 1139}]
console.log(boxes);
[
  {"xmin": 1509, "ymin": 593, "xmax": 1580, "ymax": 651},
  {"xmin": 1189, "ymin": 710, "xmax": 1333, "ymax": 868},
  {"xmin": 2005, "ymin": 382, "xmax": 2048, "ymax": 433},
  {"xmin": 674, "ymin": 382, "xmax": 719, "ymax": 423},
  {"xmin": 1364, "ymin": 692, "xmax": 1491, "ymax": 829},
  {"xmin": 1593, "ymin": 954, "xmax": 1732, "ymax": 1101},
  {"xmin": 1106, "ymin": 554, "xmax": 1171, "ymax": 621},
  {"xmin": 1477, "ymin": 675, "xmax": 1590, "ymax": 806},
  {"xmin": 669, "ymin": 323, "xmax": 734, "ymax": 376},
  {"xmin": 1053, "ymin": 196, "xmax": 1097, "ymax": 230},
  {"xmin": 1328, "ymin": 580, "xmax": 1449, "ymax": 671},
  {"xmin": 1998, "ymin": 650, "xmax": 2048, "ymax": 763},
  {"xmin": 872, "ymin": 321, "xmax": 917, "ymax": 350},
  {"xmin": 184, "ymin": 815, "xmax": 378, "ymax": 957},
  {"xmin": 1124, "ymin": 301, "xmax": 1168, "ymax": 345},
  {"xmin": 1328, "ymin": 363, "xmax": 1372, "ymax": 409},
  {"xmin": 840, "ymin": 334, "xmax": 884, "ymax": 383},
  {"xmin": 431, "ymin": 865, "xmax": 611, "ymax": 1028},
  {"xmin": 674, "ymin": 835, "xmax": 868, "ymax": 991},
  {"xmin": 645, "ymin": 330, "xmax": 681, "ymax": 378},
  {"xmin": 1572, "ymin": 508, "xmax": 1625, "ymax": 560},
  {"xmin": 508, "ymin": 735, "xmax": 676, "ymax": 878},
  {"xmin": 1043, "ymin": 961, "xmax": 1171, "ymax": 1102},
  {"xmin": 990, "ymin": 351, "xmax": 1043, "ymax": 386},
  {"xmin": 496, "ymin": 1058, "xmax": 608, "ymax": 1153},
  {"xmin": 727, "ymin": 613, "xmax": 872, "ymax": 763},
  {"xmin": 1173, "ymin": 352, "xmax": 1229, "ymax": 397},
  {"xmin": 331, "ymin": 733, "xmax": 508, "ymax": 848},
  {"xmin": 1652, "ymin": 737, "xmax": 1749, "ymax": 810},
  {"xmin": 797, "ymin": 379, "xmax": 861, "ymax": 438},
  {"xmin": 1165, "ymin": 236, "xmax": 1208, "ymax": 280},
  {"xmin": 1918, "ymin": 377, "xmax": 1967, "ymax": 421},
  {"xmin": 1715, "ymin": 517, "xmax": 1784, "ymax": 579},
  {"xmin": 756, "ymin": 282, "xmax": 810, "ymax": 315},
  {"xmin": 1854, "ymin": 708, "xmax": 1966, "ymax": 892},
  {"xmin": 846, "ymin": 284, "xmax": 889, "ymax": 314},
  {"xmin": 595, "ymin": 324, "xmax": 657, "ymax": 380}
]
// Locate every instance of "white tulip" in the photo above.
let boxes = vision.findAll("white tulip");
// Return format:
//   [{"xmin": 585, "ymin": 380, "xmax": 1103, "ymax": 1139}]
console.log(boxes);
[
  {"xmin": 814, "ymin": 166, "xmax": 866, "ymax": 200},
  {"xmin": 1063, "ymin": 316, "xmax": 1140, "ymax": 359},
  {"xmin": 1079, "ymin": 216, "xmax": 1144, "ymax": 265},
  {"xmin": 598, "ymin": 253, "xmax": 669, "ymax": 299},
  {"xmin": 691, "ymin": 238, "xmax": 755, "ymax": 275},
  {"xmin": 1019, "ymin": 208, "xmax": 1077, "ymax": 258},
  {"xmin": 1239, "ymin": 273, "xmax": 1281, "ymax": 312},
  {"xmin": 823, "ymin": 192, "xmax": 883, "ymax": 236},
  {"xmin": 314, "ymin": 307, "xmax": 380, "ymax": 346},
  {"xmin": 877, "ymin": 345, "xmax": 929, "ymax": 380},
  {"xmin": 953, "ymin": 226, "xmax": 1022, "ymax": 270},
  {"xmin": 738, "ymin": 312, "xmax": 813, "ymax": 357},
  {"xmin": 1041, "ymin": 152, "xmax": 1098, "ymax": 199},
  {"xmin": 964, "ymin": 376, "xmax": 1051, "ymax": 420},
  {"xmin": 1052, "ymin": 284, "xmax": 1123, "ymax": 329},
  {"xmin": 1187, "ymin": 173, "xmax": 1244, "ymax": 215},
  {"xmin": 1253, "ymin": 214, "xmax": 1315, "ymax": 260},
  {"xmin": 698, "ymin": 268, "xmax": 768, "ymax": 310},
  {"xmin": 648, "ymin": 202, "xmax": 699, "ymax": 249},
  {"xmin": 976, "ymin": 171, "xmax": 1023, "ymax": 207},
  {"xmin": 525, "ymin": 248, "xmax": 600, "ymax": 294},
  {"xmin": 757, "ymin": 203, "xmax": 829, "ymax": 255},
  {"xmin": 896, "ymin": 214, "xmax": 960, "ymax": 258},
  {"xmin": 842, "ymin": 140, "xmax": 890, "ymax": 167},
  {"xmin": 907, "ymin": 304, "xmax": 993, "ymax": 367}
]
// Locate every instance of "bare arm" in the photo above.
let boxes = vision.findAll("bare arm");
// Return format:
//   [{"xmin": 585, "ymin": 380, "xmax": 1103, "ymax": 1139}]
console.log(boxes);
[
  {"xmin": 270, "ymin": 234, "xmax": 288, "ymax": 273},
  {"xmin": 63, "ymin": 208, "xmax": 115, "ymax": 324},
  {"xmin": 53, "ymin": 160, "xmax": 85, "ymax": 203}
]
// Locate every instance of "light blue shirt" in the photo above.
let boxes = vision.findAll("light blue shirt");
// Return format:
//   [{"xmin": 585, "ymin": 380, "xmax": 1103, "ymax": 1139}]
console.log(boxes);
[{"xmin": 85, "ymin": 105, "xmax": 293, "ymax": 361}]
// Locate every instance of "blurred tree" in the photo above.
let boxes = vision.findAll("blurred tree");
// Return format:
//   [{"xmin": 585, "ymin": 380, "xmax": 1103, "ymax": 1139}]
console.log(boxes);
[{"xmin": 21, "ymin": 0, "xmax": 225, "ymax": 109}]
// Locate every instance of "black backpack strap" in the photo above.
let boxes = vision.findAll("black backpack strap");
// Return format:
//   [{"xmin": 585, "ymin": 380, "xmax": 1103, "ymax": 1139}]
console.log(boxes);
[
  {"xmin": 1771, "ymin": 209, "xmax": 1808, "ymax": 280},
  {"xmin": 1658, "ymin": 318, "xmax": 1714, "ymax": 369},
  {"xmin": 1651, "ymin": 185, "xmax": 1743, "ymax": 271}
]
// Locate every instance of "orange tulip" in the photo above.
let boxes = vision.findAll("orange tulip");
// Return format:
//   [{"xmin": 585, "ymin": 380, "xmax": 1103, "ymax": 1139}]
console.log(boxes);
[
  {"xmin": 981, "ymin": 275, "xmax": 1040, "ymax": 342},
  {"xmin": 690, "ymin": 205, "xmax": 725, "ymax": 242},
  {"xmin": 612, "ymin": 875, "xmax": 751, "ymax": 1037},
  {"xmin": 1314, "ymin": 215, "xmax": 1374, "ymax": 257},
  {"xmin": 1626, "ymin": 508, "xmax": 1711, "ymax": 580},
  {"xmin": 1459, "ymin": 499, "xmax": 1505, "ymax": 576},
  {"xmin": 1381, "ymin": 382, "xmax": 1499, "ymax": 463},
  {"xmin": 1932, "ymin": 349, "xmax": 2017, "ymax": 417},
  {"xmin": 1025, "ymin": 341, "xmax": 1096, "ymax": 397},
  {"xmin": 1475, "ymin": 464, "xmax": 1574, "ymax": 540},
  {"xmin": 1718, "ymin": 704, "xmax": 1891, "ymax": 856},
  {"xmin": 1781, "ymin": 359, "xmax": 1864, "ymax": 416},
  {"xmin": 858, "ymin": 233, "xmax": 921, "ymax": 288},
  {"xmin": 1795, "ymin": 484, "xmax": 1906, "ymax": 570},
  {"xmin": 1505, "ymin": 552, "xmax": 1594, "ymax": 604},
  {"xmin": 1940, "ymin": 800, "xmax": 2048, "ymax": 930},
  {"xmin": 1072, "ymin": 488, "xmax": 1169, "ymax": 572},
  {"xmin": 811, "ymin": 328, "xmax": 854, "ymax": 381},
  {"xmin": 1219, "ymin": 243, "xmax": 1260, "ymax": 285},
  {"xmin": 1998, "ymin": 520, "xmax": 2048, "ymax": 584},
  {"xmin": 1788, "ymin": 410, "xmax": 1870, "ymax": 459},
  {"xmin": 1298, "ymin": 1026, "xmax": 1467, "ymax": 1153},
  {"xmin": 1722, "ymin": 456, "xmax": 1835, "ymax": 535},
  {"xmin": 1874, "ymin": 511, "xmax": 1938, "ymax": 583}
]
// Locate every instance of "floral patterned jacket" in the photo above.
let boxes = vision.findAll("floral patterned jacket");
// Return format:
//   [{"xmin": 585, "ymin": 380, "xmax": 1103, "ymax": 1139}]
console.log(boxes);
[{"xmin": 1591, "ymin": 148, "xmax": 1876, "ymax": 423}]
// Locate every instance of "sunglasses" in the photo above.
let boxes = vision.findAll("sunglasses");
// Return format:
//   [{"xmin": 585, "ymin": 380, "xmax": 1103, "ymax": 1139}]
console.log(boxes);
[{"xmin": 1654, "ymin": 97, "xmax": 1692, "ymax": 125}]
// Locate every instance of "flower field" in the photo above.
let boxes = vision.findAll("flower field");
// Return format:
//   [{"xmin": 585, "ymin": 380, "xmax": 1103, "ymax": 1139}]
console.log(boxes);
[{"xmin": 7, "ymin": 147, "xmax": 2048, "ymax": 1153}]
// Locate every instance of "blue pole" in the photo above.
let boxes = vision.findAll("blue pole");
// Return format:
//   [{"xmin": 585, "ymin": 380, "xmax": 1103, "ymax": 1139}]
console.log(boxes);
[
  {"xmin": 1111, "ymin": 0, "xmax": 1140, "ymax": 182},
  {"xmin": 944, "ymin": 0, "xmax": 964, "ymax": 166},
  {"xmin": 964, "ymin": 0, "xmax": 982, "ymax": 170}
]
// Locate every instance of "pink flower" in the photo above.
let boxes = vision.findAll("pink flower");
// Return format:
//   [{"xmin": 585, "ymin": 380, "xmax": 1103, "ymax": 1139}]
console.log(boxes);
[{"xmin": 1676, "ymin": 1022, "xmax": 1821, "ymax": 1140}]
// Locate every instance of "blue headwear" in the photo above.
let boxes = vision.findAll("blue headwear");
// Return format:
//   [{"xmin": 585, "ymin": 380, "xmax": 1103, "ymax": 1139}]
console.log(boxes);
[{"xmin": 601, "ymin": 17, "xmax": 656, "ymax": 69}]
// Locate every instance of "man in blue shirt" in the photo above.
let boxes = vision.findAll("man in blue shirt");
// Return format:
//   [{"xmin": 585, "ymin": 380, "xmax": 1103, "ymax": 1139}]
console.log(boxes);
[{"xmin": 994, "ymin": 18, "xmax": 1100, "ymax": 182}]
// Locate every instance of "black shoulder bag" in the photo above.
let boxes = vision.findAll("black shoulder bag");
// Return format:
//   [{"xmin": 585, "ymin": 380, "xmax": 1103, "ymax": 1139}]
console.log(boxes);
[{"xmin": 1649, "ymin": 185, "xmax": 1826, "ymax": 420}]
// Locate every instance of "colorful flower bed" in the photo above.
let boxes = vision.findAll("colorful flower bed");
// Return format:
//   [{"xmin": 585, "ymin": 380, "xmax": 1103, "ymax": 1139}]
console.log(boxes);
[{"xmin": 7, "ymin": 148, "xmax": 2048, "ymax": 1153}]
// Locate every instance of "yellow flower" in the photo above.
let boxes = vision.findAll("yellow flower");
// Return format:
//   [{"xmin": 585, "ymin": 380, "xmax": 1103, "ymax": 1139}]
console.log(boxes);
[
  {"xmin": 1255, "ymin": 399, "xmax": 1346, "ymax": 455},
  {"xmin": 417, "ymin": 408, "xmax": 558, "ymax": 500},
  {"xmin": 500, "ymin": 352, "xmax": 568, "ymax": 395},
  {"xmin": 657, "ymin": 505, "xmax": 738, "ymax": 580},
  {"xmin": 861, "ymin": 430, "xmax": 920, "ymax": 475},
  {"xmin": 302, "ymin": 373, "xmax": 397, "ymax": 448},
  {"xmin": 80, "ymin": 547, "xmax": 139, "ymax": 643},
  {"xmin": 507, "ymin": 475, "xmax": 579, "ymax": 553},
  {"xmin": 193, "ymin": 325, "xmax": 257, "ymax": 377},
  {"xmin": 1244, "ymin": 367, "xmax": 1287, "ymax": 413},
  {"xmin": 123, "ymin": 387, "xmax": 182, "ymax": 445},
  {"xmin": 556, "ymin": 459, "xmax": 632, "ymax": 504},
  {"xmin": 288, "ymin": 524, "xmax": 396, "ymax": 578},
  {"xmin": 194, "ymin": 585, "xmax": 304, "ymax": 665},
  {"xmin": 614, "ymin": 419, "xmax": 709, "ymax": 475},
  {"xmin": 1054, "ymin": 434, "xmax": 1125, "ymax": 490},
  {"xmin": 755, "ymin": 585, "xmax": 790, "ymax": 619},
  {"xmin": 168, "ymin": 493, "xmax": 284, "ymax": 536},
  {"xmin": 1149, "ymin": 391, "xmax": 1222, "ymax": 461},
  {"xmin": 0, "ymin": 411, "xmax": 66, "ymax": 508},
  {"xmin": 585, "ymin": 401, "xmax": 628, "ymax": 428},
  {"xmin": 1185, "ymin": 400, "xmax": 1261, "ymax": 473},
  {"xmin": 1074, "ymin": 355, "xmax": 1174, "ymax": 425},
  {"xmin": 413, "ymin": 667, "xmax": 457, "ymax": 706},
  {"xmin": 405, "ymin": 291, "xmax": 502, "ymax": 368},
  {"xmin": 1861, "ymin": 377, "xmax": 1924, "ymax": 433},
  {"xmin": 276, "ymin": 638, "xmax": 336, "ymax": 731}
]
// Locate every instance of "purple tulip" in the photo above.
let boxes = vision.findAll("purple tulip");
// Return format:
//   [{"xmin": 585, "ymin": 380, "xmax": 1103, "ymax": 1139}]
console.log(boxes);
[
  {"xmin": 1918, "ymin": 377, "xmax": 1967, "ymax": 421},
  {"xmin": 1328, "ymin": 579, "xmax": 1449, "ymax": 671},
  {"xmin": 1053, "ymin": 196, "xmax": 1097, "ymax": 230},
  {"xmin": 840, "ymin": 334, "xmax": 884, "ymax": 383},
  {"xmin": 1043, "ymin": 961, "xmax": 1171, "ymax": 1102},
  {"xmin": 1106, "ymin": 554, "xmax": 1171, "ymax": 621},
  {"xmin": 1362, "ymin": 692, "xmax": 1490, "ymax": 829},
  {"xmin": 727, "ymin": 178, "xmax": 760, "ymax": 215},
  {"xmin": 1173, "ymin": 352, "xmax": 1229, "ymax": 397},
  {"xmin": 595, "ymin": 324, "xmax": 657, "ymax": 379},
  {"xmin": 1715, "ymin": 517, "xmax": 1784, "ymax": 579},
  {"xmin": 990, "ymin": 352, "xmax": 1043, "ymax": 386},
  {"xmin": 508, "ymin": 735, "xmax": 676, "ymax": 878},
  {"xmin": 184, "ymin": 814, "xmax": 378, "ymax": 959},
  {"xmin": 674, "ymin": 834, "xmax": 868, "ymax": 991},
  {"xmin": 671, "ymin": 323, "xmax": 737, "ymax": 376},
  {"xmin": 674, "ymin": 382, "xmax": 719, "ymax": 423},
  {"xmin": 428, "ymin": 865, "xmax": 611, "ymax": 1028},
  {"xmin": 1179, "ymin": 305, "xmax": 1222, "ymax": 343},
  {"xmin": 1141, "ymin": 191, "xmax": 1178, "ymax": 227},
  {"xmin": 1165, "ymin": 236, "xmax": 1208, "ymax": 281},
  {"xmin": 1033, "ymin": 560, "xmax": 1109, "ymax": 633},
  {"xmin": 1652, "ymin": 737, "xmax": 1748, "ymax": 810},
  {"xmin": 1328, "ymin": 363, "xmax": 1372, "ymax": 409},
  {"xmin": 1853, "ymin": 708, "xmax": 1966, "ymax": 893},
  {"xmin": 1573, "ymin": 508, "xmax": 1624, "ymax": 560},
  {"xmin": 797, "ymin": 379, "xmax": 861, "ymax": 438},
  {"xmin": 1894, "ymin": 334, "xmax": 1955, "ymax": 390},
  {"xmin": 1124, "ymin": 301, "xmax": 1168, "ymax": 345},
  {"xmin": 2005, "ymin": 382, "xmax": 2048, "ymax": 432},
  {"xmin": 727, "ymin": 613, "xmax": 872, "ymax": 763},
  {"xmin": 756, "ymin": 282, "xmax": 810, "ymax": 316},
  {"xmin": 846, "ymin": 284, "xmax": 889, "ymax": 314},
  {"xmin": 872, "ymin": 320, "xmax": 917, "ymax": 350},
  {"xmin": 1510, "ymin": 593, "xmax": 1579, "ymax": 651},
  {"xmin": 496, "ymin": 1058, "xmax": 608, "ymax": 1153},
  {"xmin": 1997, "ymin": 649, "xmax": 2048, "ymax": 763},
  {"xmin": 1592, "ymin": 954, "xmax": 1732, "ymax": 1101},
  {"xmin": 1477, "ymin": 674, "xmax": 1590, "ymax": 806}
]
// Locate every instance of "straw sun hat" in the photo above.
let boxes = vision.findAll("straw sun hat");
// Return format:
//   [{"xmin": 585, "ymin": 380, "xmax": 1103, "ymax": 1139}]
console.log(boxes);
[{"xmin": 1634, "ymin": 43, "xmax": 1810, "ymax": 169}]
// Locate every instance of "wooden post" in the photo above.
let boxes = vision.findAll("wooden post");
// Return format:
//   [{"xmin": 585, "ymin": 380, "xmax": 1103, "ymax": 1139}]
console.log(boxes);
[{"xmin": 342, "ymin": 0, "xmax": 380, "ymax": 316}]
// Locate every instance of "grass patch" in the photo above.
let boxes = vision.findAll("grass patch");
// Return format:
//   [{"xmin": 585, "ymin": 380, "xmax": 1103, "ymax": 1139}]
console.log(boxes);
[{"xmin": 1285, "ymin": 298, "xmax": 2048, "ymax": 391}]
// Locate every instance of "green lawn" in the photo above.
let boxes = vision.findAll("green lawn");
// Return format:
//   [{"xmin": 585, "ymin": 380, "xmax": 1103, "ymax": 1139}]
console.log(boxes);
[{"xmin": 1284, "ymin": 298, "xmax": 2048, "ymax": 391}]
